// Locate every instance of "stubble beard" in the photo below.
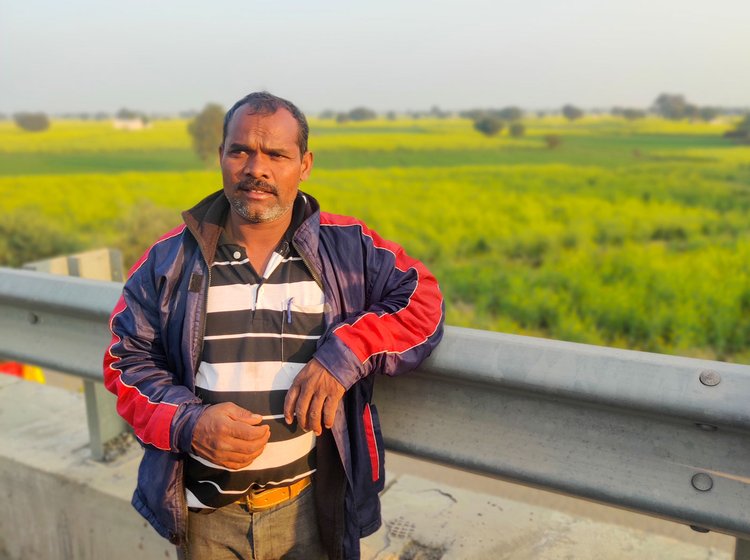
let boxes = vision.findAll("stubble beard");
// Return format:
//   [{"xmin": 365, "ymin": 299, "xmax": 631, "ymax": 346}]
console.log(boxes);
[{"xmin": 227, "ymin": 178, "xmax": 292, "ymax": 224}]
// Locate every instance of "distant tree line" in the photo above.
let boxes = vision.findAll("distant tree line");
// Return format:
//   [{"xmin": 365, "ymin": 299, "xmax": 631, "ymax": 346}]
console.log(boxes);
[
  {"xmin": 459, "ymin": 107, "xmax": 527, "ymax": 138},
  {"xmin": 115, "ymin": 108, "xmax": 150, "ymax": 124},
  {"xmin": 651, "ymin": 94, "xmax": 721, "ymax": 122}
]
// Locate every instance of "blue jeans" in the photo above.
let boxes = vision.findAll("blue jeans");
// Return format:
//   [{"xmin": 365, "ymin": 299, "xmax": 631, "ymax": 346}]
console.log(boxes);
[{"xmin": 179, "ymin": 486, "xmax": 326, "ymax": 560}]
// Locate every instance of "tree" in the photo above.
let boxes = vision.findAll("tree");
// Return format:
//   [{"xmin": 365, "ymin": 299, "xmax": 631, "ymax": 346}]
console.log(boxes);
[
  {"xmin": 429, "ymin": 105, "xmax": 449, "ymax": 118},
  {"xmin": 498, "ymin": 106, "xmax": 524, "ymax": 121},
  {"xmin": 652, "ymin": 93, "xmax": 688, "ymax": 120},
  {"xmin": 13, "ymin": 112, "xmax": 50, "ymax": 132},
  {"xmin": 319, "ymin": 109, "xmax": 336, "ymax": 119},
  {"xmin": 473, "ymin": 116, "xmax": 504, "ymax": 137},
  {"xmin": 187, "ymin": 103, "xmax": 225, "ymax": 165},
  {"xmin": 509, "ymin": 122, "xmax": 526, "ymax": 138},
  {"xmin": 684, "ymin": 104, "xmax": 700, "ymax": 120},
  {"xmin": 699, "ymin": 107, "xmax": 720, "ymax": 122},
  {"xmin": 562, "ymin": 104, "xmax": 584, "ymax": 121},
  {"xmin": 347, "ymin": 107, "xmax": 377, "ymax": 121},
  {"xmin": 116, "ymin": 108, "xmax": 140, "ymax": 120}
]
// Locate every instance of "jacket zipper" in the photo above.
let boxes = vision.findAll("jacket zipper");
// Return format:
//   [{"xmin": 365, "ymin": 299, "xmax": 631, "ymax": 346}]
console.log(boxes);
[
  {"xmin": 181, "ymin": 259, "xmax": 210, "ymax": 545},
  {"xmin": 193, "ymin": 262, "xmax": 211, "ymax": 374},
  {"xmin": 293, "ymin": 239, "xmax": 323, "ymax": 289}
]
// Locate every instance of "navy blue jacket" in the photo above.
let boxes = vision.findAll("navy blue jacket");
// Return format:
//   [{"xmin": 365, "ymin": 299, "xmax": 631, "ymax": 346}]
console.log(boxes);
[{"xmin": 104, "ymin": 190, "xmax": 444, "ymax": 559}]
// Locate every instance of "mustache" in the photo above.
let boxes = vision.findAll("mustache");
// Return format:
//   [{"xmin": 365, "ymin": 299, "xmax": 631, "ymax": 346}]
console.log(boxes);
[{"xmin": 235, "ymin": 178, "xmax": 278, "ymax": 195}]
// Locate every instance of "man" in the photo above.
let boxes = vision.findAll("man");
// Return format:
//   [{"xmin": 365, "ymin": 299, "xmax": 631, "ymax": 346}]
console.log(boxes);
[{"xmin": 103, "ymin": 92, "xmax": 444, "ymax": 559}]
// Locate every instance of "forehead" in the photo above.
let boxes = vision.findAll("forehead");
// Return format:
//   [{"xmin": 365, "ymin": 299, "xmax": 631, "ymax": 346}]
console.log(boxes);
[{"xmin": 225, "ymin": 106, "xmax": 300, "ymax": 146}]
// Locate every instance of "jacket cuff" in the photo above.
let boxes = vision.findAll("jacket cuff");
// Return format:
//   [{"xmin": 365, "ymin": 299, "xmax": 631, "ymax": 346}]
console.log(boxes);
[
  {"xmin": 314, "ymin": 334, "xmax": 368, "ymax": 390},
  {"xmin": 171, "ymin": 402, "xmax": 209, "ymax": 453}
]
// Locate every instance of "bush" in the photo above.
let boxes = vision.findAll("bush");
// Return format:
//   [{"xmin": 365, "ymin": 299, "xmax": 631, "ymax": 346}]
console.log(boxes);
[
  {"xmin": 544, "ymin": 134, "xmax": 562, "ymax": 149},
  {"xmin": 473, "ymin": 116, "xmax": 504, "ymax": 137},
  {"xmin": 724, "ymin": 114, "xmax": 750, "ymax": 144},
  {"xmin": 112, "ymin": 200, "xmax": 180, "ymax": 269},
  {"xmin": 187, "ymin": 103, "xmax": 225, "ymax": 165},
  {"xmin": 13, "ymin": 112, "xmax": 50, "ymax": 132},
  {"xmin": 509, "ymin": 122, "xmax": 526, "ymax": 138},
  {"xmin": 0, "ymin": 210, "xmax": 82, "ymax": 267}
]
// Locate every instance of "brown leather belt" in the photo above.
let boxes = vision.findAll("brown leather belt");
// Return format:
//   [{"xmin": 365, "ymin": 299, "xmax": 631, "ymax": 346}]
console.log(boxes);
[{"xmin": 235, "ymin": 476, "xmax": 312, "ymax": 512}]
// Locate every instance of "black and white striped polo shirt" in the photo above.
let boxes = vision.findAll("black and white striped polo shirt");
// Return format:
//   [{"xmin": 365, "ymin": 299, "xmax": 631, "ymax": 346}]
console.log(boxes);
[{"xmin": 185, "ymin": 211, "xmax": 325, "ymax": 510}]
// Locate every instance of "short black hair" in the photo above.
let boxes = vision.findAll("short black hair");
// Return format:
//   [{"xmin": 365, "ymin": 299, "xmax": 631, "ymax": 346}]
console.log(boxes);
[{"xmin": 222, "ymin": 92, "xmax": 309, "ymax": 156}]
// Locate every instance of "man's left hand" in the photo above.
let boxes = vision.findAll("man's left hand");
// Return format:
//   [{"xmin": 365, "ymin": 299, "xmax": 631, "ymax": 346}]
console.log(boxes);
[{"xmin": 284, "ymin": 358, "xmax": 345, "ymax": 436}]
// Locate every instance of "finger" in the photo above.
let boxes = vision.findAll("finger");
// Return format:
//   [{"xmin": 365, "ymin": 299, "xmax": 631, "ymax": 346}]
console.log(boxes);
[
  {"xmin": 295, "ymin": 387, "xmax": 314, "ymax": 431},
  {"xmin": 194, "ymin": 434, "xmax": 267, "ymax": 467},
  {"xmin": 308, "ymin": 394, "xmax": 326, "ymax": 435},
  {"xmin": 284, "ymin": 383, "xmax": 301, "ymax": 424},
  {"xmin": 323, "ymin": 394, "xmax": 340, "ymax": 429}
]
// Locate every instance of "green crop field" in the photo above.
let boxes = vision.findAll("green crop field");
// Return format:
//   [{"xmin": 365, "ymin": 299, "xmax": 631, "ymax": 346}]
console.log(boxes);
[{"xmin": 1, "ymin": 115, "xmax": 749, "ymax": 362}]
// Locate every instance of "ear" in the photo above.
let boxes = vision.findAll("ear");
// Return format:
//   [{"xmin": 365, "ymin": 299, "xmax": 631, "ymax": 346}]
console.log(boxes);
[
  {"xmin": 299, "ymin": 151, "xmax": 314, "ymax": 182},
  {"xmin": 218, "ymin": 144, "xmax": 224, "ymax": 163}
]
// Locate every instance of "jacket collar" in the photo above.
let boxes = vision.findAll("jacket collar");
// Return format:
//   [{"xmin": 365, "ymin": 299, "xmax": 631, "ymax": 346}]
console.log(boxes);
[{"xmin": 181, "ymin": 189, "xmax": 321, "ymax": 265}]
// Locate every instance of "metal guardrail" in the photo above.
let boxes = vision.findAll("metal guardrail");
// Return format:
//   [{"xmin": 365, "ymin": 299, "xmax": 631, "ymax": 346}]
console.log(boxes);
[{"xmin": 1, "ymin": 266, "xmax": 749, "ymax": 555}]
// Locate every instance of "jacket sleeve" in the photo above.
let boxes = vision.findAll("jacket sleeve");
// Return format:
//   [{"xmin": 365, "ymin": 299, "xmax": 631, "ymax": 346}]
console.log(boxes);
[
  {"xmin": 102, "ymin": 227, "xmax": 206, "ymax": 453},
  {"xmin": 314, "ymin": 217, "xmax": 445, "ymax": 390}
]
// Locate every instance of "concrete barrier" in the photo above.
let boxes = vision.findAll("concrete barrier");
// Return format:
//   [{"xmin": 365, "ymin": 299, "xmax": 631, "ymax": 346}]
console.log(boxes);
[{"xmin": 0, "ymin": 376, "xmax": 171, "ymax": 560}]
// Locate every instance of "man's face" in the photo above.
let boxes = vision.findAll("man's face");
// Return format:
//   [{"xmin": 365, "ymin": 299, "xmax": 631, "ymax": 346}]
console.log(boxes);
[{"xmin": 220, "ymin": 106, "xmax": 312, "ymax": 225}]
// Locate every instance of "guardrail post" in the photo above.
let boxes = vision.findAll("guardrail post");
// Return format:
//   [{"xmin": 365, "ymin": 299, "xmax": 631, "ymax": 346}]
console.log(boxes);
[
  {"xmin": 24, "ymin": 248, "xmax": 128, "ymax": 461},
  {"xmin": 83, "ymin": 380, "xmax": 128, "ymax": 460}
]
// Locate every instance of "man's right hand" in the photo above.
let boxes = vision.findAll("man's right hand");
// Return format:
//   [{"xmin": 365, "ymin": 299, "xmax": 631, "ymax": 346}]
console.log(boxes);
[{"xmin": 191, "ymin": 402, "xmax": 270, "ymax": 470}]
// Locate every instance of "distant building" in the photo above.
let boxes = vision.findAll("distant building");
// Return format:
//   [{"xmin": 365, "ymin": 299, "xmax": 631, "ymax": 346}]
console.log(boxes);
[{"xmin": 112, "ymin": 117, "xmax": 150, "ymax": 130}]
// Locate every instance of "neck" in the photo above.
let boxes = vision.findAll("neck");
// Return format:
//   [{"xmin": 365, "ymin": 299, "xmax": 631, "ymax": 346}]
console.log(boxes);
[
  {"xmin": 225, "ymin": 209, "xmax": 292, "ymax": 275},
  {"xmin": 227, "ymin": 211, "xmax": 291, "ymax": 246}
]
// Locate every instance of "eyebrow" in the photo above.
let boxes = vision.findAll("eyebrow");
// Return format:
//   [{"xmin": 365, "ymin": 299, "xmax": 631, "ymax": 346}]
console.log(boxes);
[{"xmin": 226, "ymin": 142, "xmax": 292, "ymax": 155}]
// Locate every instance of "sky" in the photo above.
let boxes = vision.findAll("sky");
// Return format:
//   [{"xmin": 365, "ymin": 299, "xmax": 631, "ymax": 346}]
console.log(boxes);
[{"xmin": 1, "ymin": 0, "xmax": 748, "ymax": 115}]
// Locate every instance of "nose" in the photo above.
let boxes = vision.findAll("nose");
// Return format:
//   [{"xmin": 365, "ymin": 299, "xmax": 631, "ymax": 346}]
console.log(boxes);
[{"xmin": 242, "ymin": 152, "xmax": 271, "ymax": 180}]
